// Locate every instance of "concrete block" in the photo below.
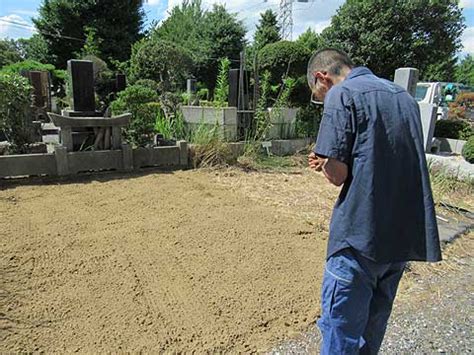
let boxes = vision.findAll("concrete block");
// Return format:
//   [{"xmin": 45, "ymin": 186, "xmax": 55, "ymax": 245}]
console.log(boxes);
[
  {"xmin": 0, "ymin": 153, "xmax": 56, "ymax": 178},
  {"xmin": 54, "ymin": 145, "xmax": 69, "ymax": 176},
  {"xmin": 181, "ymin": 106, "xmax": 238, "ymax": 141},
  {"xmin": 437, "ymin": 138, "xmax": 466, "ymax": 155},
  {"xmin": 67, "ymin": 150, "xmax": 122, "ymax": 174},
  {"xmin": 270, "ymin": 138, "xmax": 312, "ymax": 156},
  {"xmin": 121, "ymin": 143, "xmax": 133, "ymax": 171},
  {"xmin": 177, "ymin": 140, "xmax": 188, "ymax": 167},
  {"xmin": 267, "ymin": 108, "xmax": 299, "ymax": 140},
  {"xmin": 394, "ymin": 68, "xmax": 419, "ymax": 97},
  {"xmin": 133, "ymin": 147, "xmax": 181, "ymax": 168},
  {"xmin": 418, "ymin": 103, "xmax": 438, "ymax": 152}
]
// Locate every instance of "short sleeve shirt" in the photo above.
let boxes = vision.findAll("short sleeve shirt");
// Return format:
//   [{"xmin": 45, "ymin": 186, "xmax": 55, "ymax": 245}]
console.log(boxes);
[{"xmin": 314, "ymin": 67, "xmax": 441, "ymax": 263}]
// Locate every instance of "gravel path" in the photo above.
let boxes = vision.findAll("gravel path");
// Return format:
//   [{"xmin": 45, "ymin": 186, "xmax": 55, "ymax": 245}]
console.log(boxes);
[{"xmin": 270, "ymin": 233, "xmax": 473, "ymax": 354}]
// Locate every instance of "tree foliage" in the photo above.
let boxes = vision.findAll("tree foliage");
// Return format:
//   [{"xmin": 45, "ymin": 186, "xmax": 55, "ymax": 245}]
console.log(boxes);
[
  {"xmin": 296, "ymin": 28, "xmax": 321, "ymax": 53},
  {"xmin": 0, "ymin": 39, "xmax": 22, "ymax": 68},
  {"xmin": 17, "ymin": 34, "xmax": 53, "ymax": 64},
  {"xmin": 259, "ymin": 41, "xmax": 310, "ymax": 84},
  {"xmin": 254, "ymin": 10, "xmax": 281, "ymax": 51},
  {"xmin": 0, "ymin": 73, "xmax": 33, "ymax": 152},
  {"xmin": 320, "ymin": 0, "xmax": 465, "ymax": 80},
  {"xmin": 153, "ymin": 0, "xmax": 245, "ymax": 91},
  {"xmin": 455, "ymin": 55, "xmax": 474, "ymax": 86},
  {"xmin": 129, "ymin": 39, "xmax": 193, "ymax": 92},
  {"xmin": 33, "ymin": 0, "xmax": 145, "ymax": 68}
]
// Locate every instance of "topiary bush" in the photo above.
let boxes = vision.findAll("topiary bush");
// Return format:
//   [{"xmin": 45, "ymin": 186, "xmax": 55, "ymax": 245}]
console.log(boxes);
[
  {"xmin": 0, "ymin": 73, "xmax": 33, "ymax": 153},
  {"xmin": 129, "ymin": 39, "xmax": 193, "ymax": 91},
  {"xmin": 462, "ymin": 135, "xmax": 474, "ymax": 163},
  {"xmin": 110, "ymin": 84, "xmax": 160, "ymax": 147}
]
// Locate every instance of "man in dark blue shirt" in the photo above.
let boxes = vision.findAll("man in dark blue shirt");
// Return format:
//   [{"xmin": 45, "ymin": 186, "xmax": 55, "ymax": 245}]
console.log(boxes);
[{"xmin": 307, "ymin": 49, "xmax": 442, "ymax": 354}]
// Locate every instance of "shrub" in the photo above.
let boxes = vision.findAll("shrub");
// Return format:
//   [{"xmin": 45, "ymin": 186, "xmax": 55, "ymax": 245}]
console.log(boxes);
[
  {"xmin": 258, "ymin": 41, "xmax": 310, "ymax": 88},
  {"xmin": 135, "ymin": 79, "xmax": 160, "ymax": 92},
  {"xmin": 295, "ymin": 104, "xmax": 323, "ymax": 138},
  {"xmin": 129, "ymin": 39, "xmax": 193, "ymax": 91},
  {"xmin": 0, "ymin": 73, "xmax": 33, "ymax": 153},
  {"xmin": 462, "ymin": 135, "xmax": 474, "ymax": 163},
  {"xmin": 0, "ymin": 60, "xmax": 66, "ymax": 95},
  {"xmin": 110, "ymin": 84, "xmax": 160, "ymax": 147},
  {"xmin": 434, "ymin": 119, "xmax": 473, "ymax": 140},
  {"xmin": 213, "ymin": 58, "xmax": 230, "ymax": 107}
]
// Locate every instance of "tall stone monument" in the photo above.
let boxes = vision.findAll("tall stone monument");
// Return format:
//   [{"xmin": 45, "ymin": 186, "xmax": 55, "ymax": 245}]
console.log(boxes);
[{"xmin": 66, "ymin": 60, "xmax": 97, "ymax": 116}]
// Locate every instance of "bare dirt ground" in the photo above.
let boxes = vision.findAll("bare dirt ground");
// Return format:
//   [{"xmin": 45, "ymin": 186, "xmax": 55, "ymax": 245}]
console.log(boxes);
[
  {"xmin": 0, "ymin": 167, "xmax": 338, "ymax": 353},
  {"xmin": 1, "ymin": 164, "xmax": 472, "ymax": 353}
]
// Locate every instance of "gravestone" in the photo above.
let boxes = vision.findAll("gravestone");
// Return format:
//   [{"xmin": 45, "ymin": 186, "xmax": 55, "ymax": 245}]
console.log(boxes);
[
  {"xmin": 228, "ymin": 69, "xmax": 240, "ymax": 107},
  {"xmin": 393, "ymin": 67, "xmax": 436, "ymax": 152},
  {"xmin": 418, "ymin": 103, "xmax": 438, "ymax": 152},
  {"xmin": 21, "ymin": 71, "xmax": 51, "ymax": 110},
  {"xmin": 67, "ymin": 60, "xmax": 96, "ymax": 114},
  {"xmin": 116, "ymin": 74, "xmax": 126, "ymax": 93},
  {"xmin": 394, "ymin": 68, "xmax": 419, "ymax": 97},
  {"xmin": 186, "ymin": 78, "xmax": 197, "ymax": 96}
]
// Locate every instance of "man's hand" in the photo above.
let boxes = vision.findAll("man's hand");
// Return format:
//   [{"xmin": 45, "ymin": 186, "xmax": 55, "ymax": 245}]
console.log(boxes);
[
  {"xmin": 308, "ymin": 151, "xmax": 326, "ymax": 172},
  {"xmin": 308, "ymin": 152, "xmax": 348, "ymax": 186}
]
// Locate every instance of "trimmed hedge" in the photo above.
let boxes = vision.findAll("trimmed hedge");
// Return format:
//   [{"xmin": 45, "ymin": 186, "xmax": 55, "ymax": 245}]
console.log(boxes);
[{"xmin": 434, "ymin": 119, "xmax": 473, "ymax": 140}]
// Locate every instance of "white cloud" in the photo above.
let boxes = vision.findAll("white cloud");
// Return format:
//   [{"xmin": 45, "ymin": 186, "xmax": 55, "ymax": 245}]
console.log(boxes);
[
  {"xmin": 459, "ymin": 0, "xmax": 474, "ymax": 8},
  {"xmin": 146, "ymin": 0, "xmax": 163, "ymax": 5},
  {"xmin": 163, "ymin": 0, "xmax": 344, "ymax": 40},
  {"xmin": 0, "ymin": 14, "xmax": 36, "ymax": 40},
  {"xmin": 12, "ymin": 10, "xmax": 38, "ymax": 17},
  {"xmin": 461, "ymin": 26, "xmax": 474, "ymax": 54}
]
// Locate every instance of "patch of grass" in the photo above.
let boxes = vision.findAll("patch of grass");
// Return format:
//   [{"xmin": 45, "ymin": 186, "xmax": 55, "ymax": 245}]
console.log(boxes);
[
  {"xmin": 238, "ymin": 150, "xmax": 307, "ymax": 171},
  {"xmin": 430, "ymin": 167, "xmax": 474, "ymax": 210}
]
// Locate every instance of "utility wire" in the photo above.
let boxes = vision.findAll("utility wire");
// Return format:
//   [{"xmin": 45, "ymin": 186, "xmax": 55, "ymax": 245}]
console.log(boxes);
[{"xmin": 0, "ymin": 18, "xmax": 85, "ymax": 42}]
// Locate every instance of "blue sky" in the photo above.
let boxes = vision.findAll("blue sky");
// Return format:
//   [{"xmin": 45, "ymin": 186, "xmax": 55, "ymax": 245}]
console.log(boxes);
[{"xmin": 1, "ymin": 0, "xmax": 473, "ymax": 55}]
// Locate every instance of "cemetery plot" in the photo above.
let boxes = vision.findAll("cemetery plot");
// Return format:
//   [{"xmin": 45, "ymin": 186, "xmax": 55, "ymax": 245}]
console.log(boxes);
[{"xmin": 0, "ymin": 169, "xmax": 337, "ymax": 353}]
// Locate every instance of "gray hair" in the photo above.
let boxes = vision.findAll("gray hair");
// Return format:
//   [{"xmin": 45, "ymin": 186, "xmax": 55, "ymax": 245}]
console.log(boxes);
[{"xmin": 307, "ymin": 48, "xmax": 354, "ymax": 87}]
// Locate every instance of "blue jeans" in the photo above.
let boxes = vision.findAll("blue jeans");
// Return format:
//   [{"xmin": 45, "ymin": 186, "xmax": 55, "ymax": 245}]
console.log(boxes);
[{"xmin": 317, "ymin": 248, "xmax": 406, "ymax": 355}]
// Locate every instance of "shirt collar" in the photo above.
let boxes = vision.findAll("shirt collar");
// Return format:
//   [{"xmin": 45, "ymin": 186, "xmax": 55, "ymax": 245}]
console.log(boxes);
[{"xmin": 346, "ymin": 66, "xmax": 373, "ymax": 80}]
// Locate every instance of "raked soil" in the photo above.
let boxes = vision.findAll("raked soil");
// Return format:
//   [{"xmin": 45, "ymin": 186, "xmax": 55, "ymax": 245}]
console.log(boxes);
[{"xmin": 1, "ymin": 168, "xmax": 337, "ymax": 353}]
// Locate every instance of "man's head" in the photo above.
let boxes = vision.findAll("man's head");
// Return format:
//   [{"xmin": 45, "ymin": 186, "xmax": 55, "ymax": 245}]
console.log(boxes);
[{"xmin": 307, "ymin": 48, "xmax": 354, "ymax": 101}]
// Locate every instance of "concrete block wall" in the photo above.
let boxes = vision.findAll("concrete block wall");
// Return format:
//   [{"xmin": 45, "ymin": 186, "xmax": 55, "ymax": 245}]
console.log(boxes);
[
  {"xmin": 267, "ymin": 108, "xmax": 299, "ymax": 140},
  {"xmin": 181, "ymin": 106, "xmax": 238, "ymax": 141},
  {"xmin": 0, "ymin": 141, "xmax": 189, "ymax": 179}
]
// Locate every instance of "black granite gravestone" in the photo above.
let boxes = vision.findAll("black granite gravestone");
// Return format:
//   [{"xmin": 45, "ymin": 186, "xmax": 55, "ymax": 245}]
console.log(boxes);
[
  {"xmin": 67, "ymin": 60, "xmax": 95, "ymax": 113},
  {"xmin": 116, "ymin": 73, "xmax": 126, "ymax": 93}
]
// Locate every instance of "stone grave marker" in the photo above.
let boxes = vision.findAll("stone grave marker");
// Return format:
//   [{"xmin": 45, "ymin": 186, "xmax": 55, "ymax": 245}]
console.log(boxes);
[
  {"xmin": 394, "ymin": 67, "xmax": 419, "ymax": 97},
  {"xmin": 116, "ymin": 73, "xmax": 126, "ymax": 92},
  {"xmin": 67, "ymin": 59, "xmax": 96, "ymax": 114},
  {"xmin": 394, "ymin": 67, "xmax": 436, "ymax": 152}
]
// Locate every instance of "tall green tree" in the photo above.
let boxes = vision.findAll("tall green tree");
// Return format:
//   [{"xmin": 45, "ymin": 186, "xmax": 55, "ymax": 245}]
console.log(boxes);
[
  {"xmin": 455, "ymin": 55, "xmax": 474, "ymax": 86},
  {"xmin": 153, "ymin": 0, "xmax": 208, "ymax": 71},
  {"xmin": 202, "ymin": 4, "xmax": 246, "ymax": 90},
  {"xmin": 33, "ymin": 0, "xmax": 145, "ymax": 68},
  {"xmin": 153, "ymin": 1, "xmax": 245, "ymax": 91},
  {"xmin": 254, "ymin": 10, "xmax": 281, "ymax": 51},
  {"xmin": 296, "ymin": 28, "xmax": 321, "ymax": 53},
  {"xmin": 0, "ymin": 39, "xmax": 22, "ymax": 68},
  {"xmin": 17, "ymin": 34, "xmax": 54, "ymax": 64},
  {"xmin": 320, "ymin": 0, "xmax": 465, "ymax": 80}
]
